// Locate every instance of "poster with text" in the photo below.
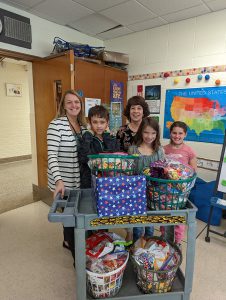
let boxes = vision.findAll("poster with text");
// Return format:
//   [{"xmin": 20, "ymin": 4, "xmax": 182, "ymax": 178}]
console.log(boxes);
[
  {"xmin": 109, "ymin": 80, "xmax": 124, "ymax": 131},
  {"xmin": 163, "ymin": 87, "xmax": 226, "ymax": 144},
  {"xmin": 85, "ymin": 98, "xmax": 101, "ymax": 117}
]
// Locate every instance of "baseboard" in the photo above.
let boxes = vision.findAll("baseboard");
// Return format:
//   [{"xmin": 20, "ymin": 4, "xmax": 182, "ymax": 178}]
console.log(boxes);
[
  {"xmin": 0, "ymin": 155, "xmax": 32, "ymax": 164},
  {"xmin": 32, "ymin": 184, "xmax": 53, "ymax": 206}
]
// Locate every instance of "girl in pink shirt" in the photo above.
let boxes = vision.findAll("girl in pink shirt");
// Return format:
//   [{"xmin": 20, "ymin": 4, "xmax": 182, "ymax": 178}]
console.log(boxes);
[{"xmin": 161, "ymin": 121, "xmax": 197, "ymax": 246}]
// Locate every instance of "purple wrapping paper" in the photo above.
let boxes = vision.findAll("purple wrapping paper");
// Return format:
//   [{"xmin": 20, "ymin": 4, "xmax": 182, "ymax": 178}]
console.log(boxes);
[{"xmin": 95, "ymin": 175, "xmax": 147, "ymax": 217}]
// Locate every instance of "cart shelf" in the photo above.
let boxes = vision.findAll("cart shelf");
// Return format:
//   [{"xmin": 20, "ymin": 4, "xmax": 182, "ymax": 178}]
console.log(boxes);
[{"xmin": 48, "ymin": 189, "xmax": 197, "ymax": 300}]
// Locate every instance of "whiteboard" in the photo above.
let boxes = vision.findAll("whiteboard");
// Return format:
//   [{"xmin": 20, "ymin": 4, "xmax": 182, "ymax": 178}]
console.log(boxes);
[{"xmin": 216, "ymin": 130, "xmax": 226, "ymax": 193}]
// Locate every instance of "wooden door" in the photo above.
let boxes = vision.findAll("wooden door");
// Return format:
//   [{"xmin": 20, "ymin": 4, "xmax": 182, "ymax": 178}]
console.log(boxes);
[{"xmin": 33, "ymin": 50, "xmax": 74, "ymax": 187}]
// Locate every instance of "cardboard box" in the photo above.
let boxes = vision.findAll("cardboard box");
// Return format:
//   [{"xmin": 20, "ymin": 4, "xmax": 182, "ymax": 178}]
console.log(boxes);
[{"xmin": 97, "ymin": 50, "xmax": 129, "ymax": 65}]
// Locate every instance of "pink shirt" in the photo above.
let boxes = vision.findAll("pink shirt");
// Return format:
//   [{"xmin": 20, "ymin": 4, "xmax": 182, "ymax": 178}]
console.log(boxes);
[{"xmin": 164, "ymin": 143, "xmax": 196, "ymax": 167}]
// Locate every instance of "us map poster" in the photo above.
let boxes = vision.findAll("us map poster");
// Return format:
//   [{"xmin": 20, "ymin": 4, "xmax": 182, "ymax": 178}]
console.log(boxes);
[{"xmin": 163, "ymin": 87, "xmax": 226, "ymax": 144}]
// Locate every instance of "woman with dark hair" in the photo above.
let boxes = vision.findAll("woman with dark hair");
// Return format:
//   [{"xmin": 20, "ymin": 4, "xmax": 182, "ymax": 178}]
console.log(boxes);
[
  {"xmin": 116, "ymin": 96, "xmax": 150, "ymax": 152},
  {"xmin": 47, "ymin": 89, "xmax": 86, "ymax": 261}
]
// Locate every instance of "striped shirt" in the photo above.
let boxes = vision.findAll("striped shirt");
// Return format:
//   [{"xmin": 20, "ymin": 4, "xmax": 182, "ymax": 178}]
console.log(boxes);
[{"xmin": 47, "ymin": 116, "xmax": 86, "ymax": 191}]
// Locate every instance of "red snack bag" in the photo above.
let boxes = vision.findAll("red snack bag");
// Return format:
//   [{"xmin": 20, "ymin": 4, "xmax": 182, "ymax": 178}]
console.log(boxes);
[{"xmin": 86, "ymin": 232, "xmax": 113, "ymax": 258}]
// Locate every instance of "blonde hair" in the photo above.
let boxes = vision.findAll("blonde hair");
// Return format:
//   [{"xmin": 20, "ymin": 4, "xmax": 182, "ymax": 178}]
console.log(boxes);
[{"xmin": 57, "ymin": 90, "xmax": 86, "ymax": 126}]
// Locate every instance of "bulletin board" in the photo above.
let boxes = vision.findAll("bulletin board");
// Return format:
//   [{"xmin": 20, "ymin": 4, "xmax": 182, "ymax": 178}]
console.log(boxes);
[{"xmin": 216, "ymin": 130, "xmax": 226, "ymax": 193}]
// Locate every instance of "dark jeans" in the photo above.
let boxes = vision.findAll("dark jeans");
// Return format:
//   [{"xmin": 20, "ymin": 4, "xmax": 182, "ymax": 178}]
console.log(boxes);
[{"xmin": 133, "ymin": 226, "xmax": 154, "ymax": 242}]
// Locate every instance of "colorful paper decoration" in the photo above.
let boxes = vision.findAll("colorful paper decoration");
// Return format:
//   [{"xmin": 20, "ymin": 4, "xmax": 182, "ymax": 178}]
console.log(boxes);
[
  {"xmin": 186, "ymin": 78, "xmax": 191, "ymax": 83},
  {"xmin": 205, "ymin": 74, "xmax": 210, "ymax": 80},
  {"xmin": 197, "ymin": 74, "xmax": 203, "ymax": 80},
  {"xmin": 215, "ymin": 79, "xmax": 221, "ymax": 85},
  {"xmin": 129, "ymin": 64, "xmax": 225, "ymax": 81},
  {"xmin": 174, "ymin": 78, "xmax": 179, "ymax": 84},
  {"xmin": 164, "ymin": 72, "xmax": 170, "ymax": 78}
]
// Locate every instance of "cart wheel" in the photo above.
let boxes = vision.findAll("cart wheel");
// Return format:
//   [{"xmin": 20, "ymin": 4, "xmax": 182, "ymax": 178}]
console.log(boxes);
[{"xmin": 205, "ymin": 236, "xmax": 210, "ymax": 243}]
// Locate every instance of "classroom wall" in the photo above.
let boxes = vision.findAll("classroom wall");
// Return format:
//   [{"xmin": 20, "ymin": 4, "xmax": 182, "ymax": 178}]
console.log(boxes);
[
  {"xmin": 0, "ymin": 61, "xmax": 31, "ymax": 159},
  {"xmin": 104, "ymin": 9, "xmax": 226, "ymax": 181},
  {"xmin": 104, "ymin": 9, "xmax": 226, "ymax": 76},
  {"xmin": 0, "ymin": 2, "xmax": 103, "ymax": 57}
]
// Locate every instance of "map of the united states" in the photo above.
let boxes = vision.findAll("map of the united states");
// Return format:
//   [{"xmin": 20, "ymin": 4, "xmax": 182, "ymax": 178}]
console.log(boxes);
[{"xmin": 167, "ymin": 96, "xmax": 226, "ymax": 135}]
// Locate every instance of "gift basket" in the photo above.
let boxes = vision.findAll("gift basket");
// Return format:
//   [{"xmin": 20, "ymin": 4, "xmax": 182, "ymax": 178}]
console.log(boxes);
[
  {"xmin": 86, "ymin": 232, "xmax": 129, "ymax": 298},
  {"xmin": 88, "ymin": 153, "xmax": 147, "ymax": 217},
  {"xmin": 131, "ymin": 236, "xmax": 182, "ymax": 294},
  {"xmin": 143, "ymin": 160, "xmax": 196, "ymax": 210},
  {"xmin": 88, "ymin": 152, "xmax": 138, "ymax": 177}
]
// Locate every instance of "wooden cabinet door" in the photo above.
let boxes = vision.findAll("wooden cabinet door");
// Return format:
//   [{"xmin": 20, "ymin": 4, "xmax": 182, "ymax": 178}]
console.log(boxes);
[
  {"xmin": 74, "ymin": 59, "xmax": 105, "ymax": 101},
  {"xmin": 33, "ymin": 50, "xmax": 74, "ymax": 187}
]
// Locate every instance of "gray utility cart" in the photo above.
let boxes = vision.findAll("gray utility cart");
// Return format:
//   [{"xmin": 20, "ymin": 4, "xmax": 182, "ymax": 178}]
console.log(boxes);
[{"xmin": 48, "ymin": 189, "xmax": 197, "ymax": 300}]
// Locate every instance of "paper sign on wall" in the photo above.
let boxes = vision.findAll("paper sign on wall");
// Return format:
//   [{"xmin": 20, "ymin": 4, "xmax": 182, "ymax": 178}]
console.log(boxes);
[
  {"xmin": 85, "ymin": 98, "xmax": 101, "ymax": 117},
  {"xmin": 109, "ymin": 80, "xmax": 123, "ymax": 131}
]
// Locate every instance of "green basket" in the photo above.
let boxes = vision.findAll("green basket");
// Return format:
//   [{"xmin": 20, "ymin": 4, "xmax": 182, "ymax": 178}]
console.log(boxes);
[
  {"xmin": 131, "ymin": 237, "xmax": 182, "ymax": 294},
  {"xmin": 145, "ymin": 175, "xmax": 196, "ymax": 210},
  {"xmin": 88, "ymin": 154, "xmax": 138, "ymax": 177}
]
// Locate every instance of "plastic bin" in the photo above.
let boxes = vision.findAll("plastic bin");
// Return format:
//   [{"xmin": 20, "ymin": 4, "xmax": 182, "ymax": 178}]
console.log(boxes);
[
  {"xmin": 189, "ymin": 178, "xmax": 223, "ymax": 226},
  {"xmin": 88, "ymin": 153, "xmax": 138, "ymax": 177},
  {"xmin": 131, "ymin": 238, "xmax": 182, "ymax": 294},
  {"xmin": 86, "ymin": 253, "xmax": 129, "ymax": 299},
  {"xmin": 145, "ymin": 175, "xmax": 196, "ymax": 210}
]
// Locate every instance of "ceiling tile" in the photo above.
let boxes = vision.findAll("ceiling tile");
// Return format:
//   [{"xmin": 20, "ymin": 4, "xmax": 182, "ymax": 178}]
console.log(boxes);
[
  {"xmin": 30, "ymin": 0, "xmax": 93, "ymax": 25},
  {"xmin": 137, "ymin": 0, "xmax": 203, "ymax": 16},
  {"xmin": 127, "ymin": 17, "xmax": 167, "ymax": 32},
  {"xmin": 204, "ymin": 0, "xmax": 226, "ymax": 11},
  {"xmin": 96, "ymin": 26, "xmax": 133, "ymax": 40},
  {"xmin": 68, "ymin": 13, "xmax": 119, "ymax": 35},
  {"xmin": 100, "ymin": 0, "xmax": 157, "ymax": 26},
  {"xmin": 162, "ymin": 4, "xmax": 210, "ymax": 22},
  {"xmin": 72, "ymin": 0, "xmax": 127, "ymax": 12}
]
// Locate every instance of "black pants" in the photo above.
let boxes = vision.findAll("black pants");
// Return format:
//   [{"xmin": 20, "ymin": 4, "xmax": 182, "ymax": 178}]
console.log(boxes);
[{"xmin": 63, "ymin": 227, "xmax": 75, "ymax": 260}]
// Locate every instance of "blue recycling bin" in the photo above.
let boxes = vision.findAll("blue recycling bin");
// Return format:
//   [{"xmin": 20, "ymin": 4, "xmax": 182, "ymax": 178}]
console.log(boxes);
[{"xmin": 189, "ymin": 177, "xmax": 222, "ymax": 226}]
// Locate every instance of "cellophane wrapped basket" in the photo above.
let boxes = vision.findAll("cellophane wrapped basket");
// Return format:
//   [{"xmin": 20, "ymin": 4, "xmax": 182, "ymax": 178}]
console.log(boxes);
[
  {"xmin": 143, "ymin": 160, "xmax": 196, "ymax": 210},
  {"xmin": 131, "ymin": 237, "xmax": 182, "ymax": 294},
  {"xmin": 86, "ymin": 232, "xmax": 129, "ymax": 298},
  {"xmin": 86, "ymin": 253, "xmax": 129, "ymax": 298},
  {"xmin": 88, "ymin": 153, "xmax": 139, "ymax": 177}
]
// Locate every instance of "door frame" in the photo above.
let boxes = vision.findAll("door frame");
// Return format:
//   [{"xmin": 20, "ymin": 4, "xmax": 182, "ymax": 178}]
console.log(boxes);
[
  {"xmin": 0, "ymin": 48, "xmax": 42, "ymax": 187},
  {"xmin": 0, "ymin": 48, "xmax": 40, "ymax": 61}
]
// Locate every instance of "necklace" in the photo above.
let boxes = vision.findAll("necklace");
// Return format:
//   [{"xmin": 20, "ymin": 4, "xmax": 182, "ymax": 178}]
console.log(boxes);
[
  {"xmin": 67, "ymin": 116, "xmax": 80, "ymax": 134},
  {"xmin": 129, "ymin": 122, "xmax": 140, "ymax": 133}
]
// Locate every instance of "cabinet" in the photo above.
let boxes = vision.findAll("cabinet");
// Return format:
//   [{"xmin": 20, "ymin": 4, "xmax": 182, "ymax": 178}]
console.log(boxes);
[
  {"xmin": 48, "ymin": 189, "xmax": 197, "ymax": 300},
  {"xmin": 32, "ymin": 51, "xmax": 128, "ymax": 188}
]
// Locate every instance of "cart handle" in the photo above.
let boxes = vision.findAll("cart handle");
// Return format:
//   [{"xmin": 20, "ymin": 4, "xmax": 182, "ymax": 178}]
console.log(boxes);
[{"xmin": 48, "ymin": 190, "xmax": 76, "ymax": 226}]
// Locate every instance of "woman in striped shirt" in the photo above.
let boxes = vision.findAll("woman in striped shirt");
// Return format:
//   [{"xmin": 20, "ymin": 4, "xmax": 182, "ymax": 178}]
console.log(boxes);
[{"xmin": 47, "ymin": 89, "xmax": 86, "ymax": 258}]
